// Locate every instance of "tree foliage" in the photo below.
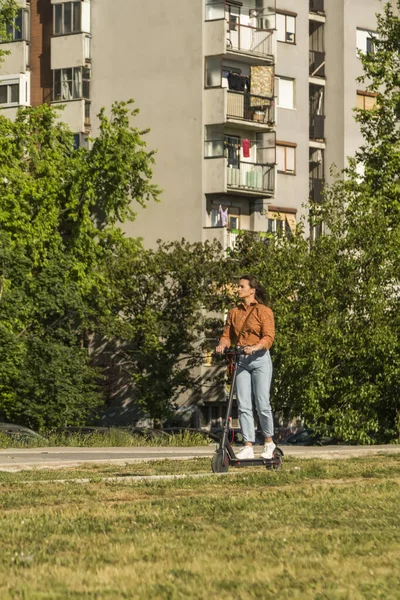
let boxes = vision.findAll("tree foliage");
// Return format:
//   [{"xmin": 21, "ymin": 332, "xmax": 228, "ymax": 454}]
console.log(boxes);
[
  {"xmin": 229, "ymin": 1, "xmax": 400, "ymax": 443},
  {"xmin": 0, "ymin": 102, "xmax": 160, "ymax": 429},
  {"xmin": 100, "ymin": 238, "xmax": 229, "ymax": 421}
]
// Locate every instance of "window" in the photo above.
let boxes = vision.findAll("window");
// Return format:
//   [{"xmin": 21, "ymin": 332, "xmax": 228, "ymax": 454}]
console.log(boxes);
[
  {"xmin": 54, "ymin": 2, "xmax": 82, "ymax": 35},
  {"xmin": 210, "ymin": 207, "xmax": 239, "ymax": 229},
  {"xmin": 53, "ymin": 66, "xmax": 90, "ymax": 101},
  {"xmin": 229, "ymin": 215, "xmax": 239, "ymax": 230},
  {"xmin": 267, "ymin": 210, "xmax": 296, "ymax": 238},
  {"xmin": 310, "ymin": 221, "xmax": 323, "ymax": 242},
  {"xmin": 276, "ymin": 77, "xmax": 295, "ymax": 109},
  {"xmin": 84, "ymin": 100, "xmax": 91, "ymax": 126},
  {"xmin": 356, "ymin": 90, "xmax": 377, "ymax": 110},
  {"xmin": 84, "ymin": 35, "xmax": 91, "ymax": 60},
  {"xmin": 73, "ymin": 133, "xmax": 89, "ymax": 150},
  {"xmin": 276, "ymin": 13, "xmax": 296, "ymax": 44},
  {"xmin": 276, "ymin": 143, "xmax": 296, "ymax": 174},
  {"xmin": 5, "ymin": 8, "xmax": 22, "ymax": 41},
  {"xmin": 356, "ymin": 29, "xmax": 377, "ymax": 55},
  {"xmin": 0, "ymin": 81, "xmax": 19, "ymax": 105},
  {"xmin": 1, "ymin": 8, "xmax": 29, "ymax": 42}
]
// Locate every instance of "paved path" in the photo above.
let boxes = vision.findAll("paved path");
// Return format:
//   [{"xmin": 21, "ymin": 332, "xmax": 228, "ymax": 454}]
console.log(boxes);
[{"xmin": 0, "ymin": 444, "xmax": 399, "ymax": 471}]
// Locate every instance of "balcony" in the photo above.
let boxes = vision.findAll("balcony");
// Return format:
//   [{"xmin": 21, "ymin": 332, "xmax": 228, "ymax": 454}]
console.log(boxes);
[
  {"xmin": 51, "ymin": 33, "xmax": 90, "ymax": 70},
  {"xmin": 205, "ymin": 88, "xmax": 275, "ymax": 132},
  {"xmin": 205, "ymin": 1, "xmax": 275, "ymax": 63},
  {"xmin": 309, "ymin": 177, "xmax": 324, "ymax": 203},
  {"xmin": 310, "ymin": 0, "xmax": 324, "ymax": 13},
  {"xmin": 51, "ymin": 98, "xmax": 87, "ymax": 132},
  {"xmin": 309, "ymin": 114, "xmax": 325, "ymax": 140},
  {"xmin": 204, "ymin": 156, "xmax": 275, "ymax": 197},
  {"xmin": 226, "ymin": 23, "xmax": 273, "ymax": 59},
  {"xmin": 227, "ymin": 91, "xmax": 274, "ymax": 125},
  {"xmin": 309, "ymin": 50, "xmax": 325, "ymax": 78},
  {"xmin": 203, "ymin": 227, "xmax": 241, "ymax": 251}
]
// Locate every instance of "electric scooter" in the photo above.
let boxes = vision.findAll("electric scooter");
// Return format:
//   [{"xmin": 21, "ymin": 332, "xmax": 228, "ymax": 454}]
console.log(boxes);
[{"xmin": 211, "ymin": 347, "xmax": 284, "ymax": 473}]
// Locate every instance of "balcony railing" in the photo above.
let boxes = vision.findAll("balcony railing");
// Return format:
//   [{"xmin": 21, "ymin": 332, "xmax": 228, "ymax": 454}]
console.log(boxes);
[
  {"xmin": 309, "ymin": 114, "xmax": 325, "ymax": 140},
  {"xmin": 309, "ymin": 50, "xmax": 325, "ymax": 77},
  {"xmin": 227, "ymin": 91, "xmax": 275, "ymax": 125},
  {"xmin": 226, "ymin": 23, "xmax": 273, "ymax": 58},
  {"xmin": 309, "ymin": 177, "xmax": 324, "ymax": 203},
  {"xmin": 227, "ymin": 162, "xmax": 275, "ymax": 194},
  {"xmin": 310, "ymin": 0, "xmax": 324, "ymax": 13}
]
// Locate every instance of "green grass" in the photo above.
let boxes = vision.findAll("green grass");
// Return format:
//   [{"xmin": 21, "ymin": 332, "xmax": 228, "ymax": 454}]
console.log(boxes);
[
  {"xmin": 0, "ymin": 429, "xmax": 212, "ymax": 449},
  {"xmin": 0, "ymin": 456, "xmax": 399, "ymax": 599}
]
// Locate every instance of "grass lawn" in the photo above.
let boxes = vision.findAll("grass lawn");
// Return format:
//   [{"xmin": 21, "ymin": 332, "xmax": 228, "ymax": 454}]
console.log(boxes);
[{"xmin": 1, "ymin": 455, "xmax": 399, "ymax": 599}]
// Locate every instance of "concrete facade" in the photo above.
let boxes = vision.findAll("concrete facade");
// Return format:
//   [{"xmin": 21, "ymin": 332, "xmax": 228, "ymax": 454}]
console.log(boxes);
[{"xmin": 0, "ymin": 0, "xmax": 388, "ymax": 245}]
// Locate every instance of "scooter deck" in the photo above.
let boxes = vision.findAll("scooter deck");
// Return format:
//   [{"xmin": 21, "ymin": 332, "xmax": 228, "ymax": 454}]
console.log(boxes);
[{"xmin": 230, "ymin": 458, "xmax": 276, "ymax": 467}]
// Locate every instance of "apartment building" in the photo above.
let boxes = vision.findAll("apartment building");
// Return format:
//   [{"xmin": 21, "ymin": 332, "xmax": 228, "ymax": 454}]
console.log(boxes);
[
  {"xmin": 0, "ymin": 0, "xmax": 387, "ymax": 243},
  {"xmin": 0, "ymin": 0, "xmax": 389, "ymax": 426}
]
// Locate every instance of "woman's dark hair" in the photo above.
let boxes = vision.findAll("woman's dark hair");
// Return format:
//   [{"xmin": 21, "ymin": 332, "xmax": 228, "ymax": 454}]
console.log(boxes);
[{"xmin": 239, "ymin": 274, "xmax": 267, "ymax": 304}]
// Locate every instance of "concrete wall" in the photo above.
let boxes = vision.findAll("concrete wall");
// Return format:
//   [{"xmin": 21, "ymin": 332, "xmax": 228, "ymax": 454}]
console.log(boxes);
[
  {"xmin": 342, "ymin": 0, "xmax": 383, "ymax": 161},
  {"xmin": 275, "ymin": 0, "xmax": 309, "ymax": 221},
  {"xmin": 325, "ymin": 0, "xmax": 386, "ymax": 176},
  {"xmin": 91, "ymin": 0, "xmax": 204, "ymax": 246}
]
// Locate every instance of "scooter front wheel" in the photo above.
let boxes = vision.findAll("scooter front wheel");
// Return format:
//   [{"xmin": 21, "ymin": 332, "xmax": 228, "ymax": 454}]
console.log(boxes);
[
  {"xmin": 265, "ymin": 447, "xmax": 284, "ymax": 471},
  {"xmin": 211, "ymin": 450, "xmax": 230, "ymax": 473}
]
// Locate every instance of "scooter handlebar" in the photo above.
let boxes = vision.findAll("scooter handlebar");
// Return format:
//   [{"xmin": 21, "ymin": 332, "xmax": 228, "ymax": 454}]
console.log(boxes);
[{"xmin": 222, "ymin": 346, "xmax": 246, "ymax": 356}]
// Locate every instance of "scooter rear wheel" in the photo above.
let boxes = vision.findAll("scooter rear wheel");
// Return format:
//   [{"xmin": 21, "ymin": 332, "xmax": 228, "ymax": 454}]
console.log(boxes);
[
  {"xmin": 265, "ymin": 447, "xmax": 283, "ymax": 471},
  {"xmin": 211, "ymin": 450, "xmax": 230, "ymax": 473}
]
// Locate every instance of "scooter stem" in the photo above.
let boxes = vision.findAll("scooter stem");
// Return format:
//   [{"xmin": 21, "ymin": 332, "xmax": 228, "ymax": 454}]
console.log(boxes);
[{"xmin": 220, "ymin": 356, "xmax": 239, "ymax": 449}]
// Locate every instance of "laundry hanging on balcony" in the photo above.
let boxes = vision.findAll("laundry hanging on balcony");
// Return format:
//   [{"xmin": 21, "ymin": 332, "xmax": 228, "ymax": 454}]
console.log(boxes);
[
  {"xmin": 227, "ymin": 72, "xmax": 249, "ymax": 92},
  {"xmin": 218, "ymin": 205, "xmax": 229, "ymax": 227},
  {"xmin": 242, "ymin": 138, "xmax": 251, "ymax": 158}
]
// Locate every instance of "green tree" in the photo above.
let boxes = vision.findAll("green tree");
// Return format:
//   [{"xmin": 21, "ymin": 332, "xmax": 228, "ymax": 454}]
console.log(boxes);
[
  {"xmin": 229, "ymin": 1, "xmax": 400, "ymax": 443},
  {"xmin": 100, "ymin": 238, "xmax": 229, "ymax": 421},
  {"xmin": 0, "ymin": 102, "xmax": 160, "ymax": 429}
]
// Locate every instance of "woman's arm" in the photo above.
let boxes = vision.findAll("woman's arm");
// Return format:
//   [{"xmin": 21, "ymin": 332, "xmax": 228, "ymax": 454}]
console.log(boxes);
[
  {"xmin": 253, "ymin": 306, "xmax": 275, "ymax": 351},
  {"xmin": 216, "ymin": 310, "xmax": 233, "ymax": 353}
]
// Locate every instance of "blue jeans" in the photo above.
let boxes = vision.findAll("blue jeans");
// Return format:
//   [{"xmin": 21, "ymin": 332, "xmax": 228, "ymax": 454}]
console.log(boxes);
[{"xmin": 235, "ymin": 350, "xmax": 273, "ymax": 443}]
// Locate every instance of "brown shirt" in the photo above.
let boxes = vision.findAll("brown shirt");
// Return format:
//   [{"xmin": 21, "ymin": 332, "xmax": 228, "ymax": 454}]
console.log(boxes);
[{"xmin": 219, "ymin": 301, "xmax": 275, "ymax": 350}]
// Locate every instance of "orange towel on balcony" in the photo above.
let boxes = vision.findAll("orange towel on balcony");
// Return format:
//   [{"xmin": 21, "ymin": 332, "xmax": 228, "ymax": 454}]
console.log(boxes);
[{"xmin": 242, "ymin": 138, "xmax": 251, "ymax": 158}]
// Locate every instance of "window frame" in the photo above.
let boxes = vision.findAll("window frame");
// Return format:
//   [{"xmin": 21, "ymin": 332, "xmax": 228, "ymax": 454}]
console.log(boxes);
[
  {"xmin": 276, "ymin": 11, "xmax": 296, "ymax": 45},
  {"xmin": 275, "ymin": 76, "xmax": 295, "ymax": 110},
  {"xmin": 276, "ymin": 141, "xmax": 297, "ymax": 175},
  {"xmin": 53, "ymin": 66, "xmax": 91, "ymax": 102},
  {"xmin": 53, "ymin": 1, "xmax": 82, "ymax": 36},
  {"xmin": 356, "ymin": 90, "xmax": 377, "ymax": 110},
  {"xmin": 3, "ymin": 8, "xmax": 29, "ymax": 42},
  {"xmin": 210, "ymin": 206, "xmax": 240, "ymax": 229},
  {"xmin": 0, "ymin": 80, "xmax": 20, "ymax": 106},
  {"xmin": 267, "ymin": 208, "xmax": 296, "ymax": 238},
  {"xmin": 356, "ymin": 28, "xmax": 378, "ymax": 56}
]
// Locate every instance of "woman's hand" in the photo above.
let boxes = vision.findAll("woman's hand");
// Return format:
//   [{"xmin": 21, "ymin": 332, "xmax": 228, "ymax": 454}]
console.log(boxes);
[
  {"xmin": 215, "ymin": 345, "xmax": 226, "ymax": 354},
  {"xmin": 243, "ymin": 346, "xmax": 254, "ymax": 355}
]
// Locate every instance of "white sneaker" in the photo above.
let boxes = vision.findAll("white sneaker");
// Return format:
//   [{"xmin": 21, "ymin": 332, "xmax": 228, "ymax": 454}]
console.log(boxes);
[
  {"xmin": 261, "ymin": 441, "xmax": 276, "ymax": 460},
  {"xmin": 236, "ymin": 446, "xmax": 254, "ymax": 459}
]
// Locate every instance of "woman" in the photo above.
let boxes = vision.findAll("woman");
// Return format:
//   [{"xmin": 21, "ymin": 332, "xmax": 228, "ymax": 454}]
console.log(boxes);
[{"xmin": 216, "ymin": 274, "xmax": 275, "ymax": 459}]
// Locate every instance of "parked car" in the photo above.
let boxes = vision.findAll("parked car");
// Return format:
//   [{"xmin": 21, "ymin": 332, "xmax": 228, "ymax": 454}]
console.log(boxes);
[
  {"xmin": 0, "ymin": 423, "xmax": 48, "ymax": 445},
  {"xmin": 279, "ymin": 428, "xmax": 341, "ymax": 446}
]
